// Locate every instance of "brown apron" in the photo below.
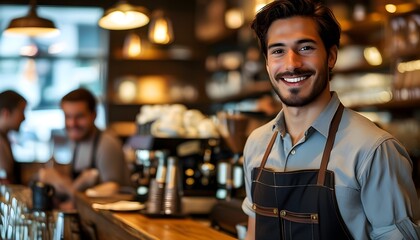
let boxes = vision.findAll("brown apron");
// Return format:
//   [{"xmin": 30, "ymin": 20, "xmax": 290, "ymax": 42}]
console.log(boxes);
[{"xmin": 251, "ymin": 104, "xmax": 354, "ymax": 239}]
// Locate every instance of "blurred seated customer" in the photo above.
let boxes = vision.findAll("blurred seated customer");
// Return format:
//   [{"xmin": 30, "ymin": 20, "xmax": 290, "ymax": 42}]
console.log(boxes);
[
  {"xmin": 0, "ymin": 90, "xmax": 27, "ymax": 184},
  {"xmin": 38, "ymin": 88, "xmax": 131, "ymax": 210}
]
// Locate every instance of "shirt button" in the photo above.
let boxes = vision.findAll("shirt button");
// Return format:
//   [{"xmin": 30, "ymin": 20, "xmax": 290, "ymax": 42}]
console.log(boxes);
[{"xmin": 291, "ymin": 149, "xmax": 296, "ymax": 155}]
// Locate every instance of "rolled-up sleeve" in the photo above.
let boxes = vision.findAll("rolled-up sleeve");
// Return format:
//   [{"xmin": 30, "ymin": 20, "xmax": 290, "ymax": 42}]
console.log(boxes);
[
  {"xmin": 242, "ymin": 135, "xmax": 257, "ymax": 218},
  {"xmin": 358, "ymin": 138, "xmax": 420, "ymax": 239}
]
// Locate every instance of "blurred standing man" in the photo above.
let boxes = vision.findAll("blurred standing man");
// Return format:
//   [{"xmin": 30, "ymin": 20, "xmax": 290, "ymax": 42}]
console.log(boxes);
[
  {"xmin": 0, "ymin": 90, "xmax": 27, "ymax": 184},
  {"xmin": 242, "ymin": 0, "xmax": 420, "ymax": 239},
  {"xmin": 39, "ymin": 88, "xmax": 131, "ymax": 210}
]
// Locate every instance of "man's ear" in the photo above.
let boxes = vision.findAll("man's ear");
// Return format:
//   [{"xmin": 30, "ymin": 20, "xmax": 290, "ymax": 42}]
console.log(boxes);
[{"xmin": 328, "ymin": 45, "xmax": 338, "ymax": 69}]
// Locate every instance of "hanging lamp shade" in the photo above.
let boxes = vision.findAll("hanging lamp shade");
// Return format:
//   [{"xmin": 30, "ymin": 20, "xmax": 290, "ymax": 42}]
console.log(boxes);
[
  {"xmin": 148, "ymin": 10, "xmax": 174, "ymax": 44},
  {"xmin": 99, "ymin": 1, "xmax": 150, "ymax": 30},
  {"xmin": 4, "ymin": 0, "xmax": 59, "ymax": 37},
  {"xmin": 123, "ymin": 32, "xmax": 142, "ymax": 58},
  {"xmin": 225, "ymin": 8, "xmax": 244, "ymax": 29}
]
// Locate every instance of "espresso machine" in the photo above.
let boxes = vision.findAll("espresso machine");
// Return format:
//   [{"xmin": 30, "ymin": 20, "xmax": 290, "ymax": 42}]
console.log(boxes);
[{"xmin": 127, "ymin": 136, "xmax": 219, "ymax": 215}]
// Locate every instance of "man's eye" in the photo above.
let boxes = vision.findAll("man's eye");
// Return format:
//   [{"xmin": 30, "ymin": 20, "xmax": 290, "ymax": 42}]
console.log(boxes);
[
  {"xmin": 300, "ymin": 46, "xmax": 315, "ymax": 51},
  {"xmin": 271, "ymin": 49, "xmax": 284, "ymax": 55}
]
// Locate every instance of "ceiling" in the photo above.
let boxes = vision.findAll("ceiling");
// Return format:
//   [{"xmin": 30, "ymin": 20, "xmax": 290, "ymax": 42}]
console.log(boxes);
[
  {"xmin": 1, "ymin": 0, "xmax": 418, "ymax": 16},
  {"xmin": 0, "ymin": 0, "xmax": 194, "ymax": 9}
]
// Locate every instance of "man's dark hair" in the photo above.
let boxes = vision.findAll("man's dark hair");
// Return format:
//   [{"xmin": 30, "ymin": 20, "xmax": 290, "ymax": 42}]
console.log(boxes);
[
  {"xmin": 251, "ymin": 0, "xmax": 341, "ymax": 58},
  {"xmin": 0, "ymin": 90, "xmax": 27, "ymax": 112},
  {"xmin": 61, "ymin": 88, "xmax": 97, "ymax": 113}
]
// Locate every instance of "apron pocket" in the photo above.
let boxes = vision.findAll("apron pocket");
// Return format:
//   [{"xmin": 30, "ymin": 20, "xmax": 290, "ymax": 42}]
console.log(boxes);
[
  {"xmin": 254, "ymin": 203, "xmax": 281, "ymax": 239},
  {"xmin": 253, "ymin": 203, "xmax": 278, "ymax": 217},
  {"xmin": 280, "ymin": 209, "xmax": 320, "ymax": 240}
]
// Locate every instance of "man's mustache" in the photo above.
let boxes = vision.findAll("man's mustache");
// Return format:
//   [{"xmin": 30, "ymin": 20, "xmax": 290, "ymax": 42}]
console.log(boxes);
[
  {"xmin": 275, "ymin": 69, "xmax": 314, "ymax": 81},
  {"xmin": 66, "ymin": 127, "xmax": 83, "ymax": 131}
]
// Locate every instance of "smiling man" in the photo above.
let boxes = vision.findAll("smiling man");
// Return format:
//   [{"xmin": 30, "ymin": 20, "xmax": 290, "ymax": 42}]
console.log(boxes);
[
  {"xmin": 38, "ymin": 88, "xmax": 131, "ymax": 210},
  {"xmin": 242, "ymin": 0, "xmax": 420, "ymax": 239}
]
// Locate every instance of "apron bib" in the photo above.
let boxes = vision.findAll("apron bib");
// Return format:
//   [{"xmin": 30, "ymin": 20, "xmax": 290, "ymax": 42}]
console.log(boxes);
[
  {"xmin": 72, "ymin": 130, "xmax": 102, "ymax": 179},
  {"xmin": 251, "ymin": 104, "xmax": 353, "ymax": 240}
]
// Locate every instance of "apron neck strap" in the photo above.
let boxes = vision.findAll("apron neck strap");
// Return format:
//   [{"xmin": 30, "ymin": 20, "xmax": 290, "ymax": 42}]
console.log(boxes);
[
  {"xmin": 256, "ymin": 131, "xmax": 279, "ymax": 181},
  {"xmin": 255, "ymin": 103, "xmax": 344, "ymax": 186},
  {"xmin": 317, "ymin": 103, "xmax": 344, "ymax": 185}
]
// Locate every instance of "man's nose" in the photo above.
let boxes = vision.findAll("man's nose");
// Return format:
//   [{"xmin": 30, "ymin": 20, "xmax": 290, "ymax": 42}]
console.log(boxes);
[
  {"xmin": 66, "ymin": 117, "xmax": 77, "ymax": 126},
  {"xmin": 285, "ymin": 50, "xmax": 303, "ymax": 71}
]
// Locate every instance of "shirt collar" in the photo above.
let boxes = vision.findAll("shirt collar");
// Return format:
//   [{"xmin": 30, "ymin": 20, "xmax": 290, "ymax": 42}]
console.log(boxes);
[
  {"xmin": 312, "ymin": 92, "xmax": 341, "ymax": 138},
  {"xmin": 272, "ymin": 92, "xmax": 341, "ymax": 138},
  {"xmin": 272, "ymin": 111, "xmax": 286, "ymax": 137}
]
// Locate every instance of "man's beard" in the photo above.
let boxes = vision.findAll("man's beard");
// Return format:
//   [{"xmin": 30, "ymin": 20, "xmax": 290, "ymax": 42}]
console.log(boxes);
[
  {"xmin": 271, "ymin": 66, "xmax": 329, "ymax": 107},
  {"xmin": 66, "ymin": 126, "xmax": 91, "ymax": 142}
]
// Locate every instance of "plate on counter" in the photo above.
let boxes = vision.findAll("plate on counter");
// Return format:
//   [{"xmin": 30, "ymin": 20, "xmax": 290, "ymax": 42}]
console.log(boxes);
[{"xmin": 92, "ymin": 201, "xmax": 145, "ymax": 211}]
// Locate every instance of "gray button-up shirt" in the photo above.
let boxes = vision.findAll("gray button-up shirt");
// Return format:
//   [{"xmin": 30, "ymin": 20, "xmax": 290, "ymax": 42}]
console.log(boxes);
[{"xmin": 242, "ymin": 92, "xmax": 420, "ymax": 239}]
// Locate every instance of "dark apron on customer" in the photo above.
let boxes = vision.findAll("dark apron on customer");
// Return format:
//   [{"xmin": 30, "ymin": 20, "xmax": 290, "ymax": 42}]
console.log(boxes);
[
  {"xmin": 251, "ymin": 104, "xmax": 354, "ymax": 240},
  {"xmin": 72, "ymin": 130, "xmax": 102, "ymax": 179}
]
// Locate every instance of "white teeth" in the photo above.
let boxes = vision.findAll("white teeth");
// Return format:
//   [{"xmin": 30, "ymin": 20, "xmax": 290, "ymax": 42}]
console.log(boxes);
[{"xmin": 283, "ymin": 76, "xmax": 306, "ymax": 83}]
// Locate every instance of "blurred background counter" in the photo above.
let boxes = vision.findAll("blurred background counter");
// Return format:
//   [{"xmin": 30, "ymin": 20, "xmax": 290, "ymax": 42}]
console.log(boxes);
[{"xmin": 74, "ymin": 192, "xmax": 236, "ymax": 240}]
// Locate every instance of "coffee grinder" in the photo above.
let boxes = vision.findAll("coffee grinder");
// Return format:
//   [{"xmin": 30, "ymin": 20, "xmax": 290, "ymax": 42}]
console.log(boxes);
[{"xmin": 216, "ymin": 111, "xmax": 250, "ymax": 200}]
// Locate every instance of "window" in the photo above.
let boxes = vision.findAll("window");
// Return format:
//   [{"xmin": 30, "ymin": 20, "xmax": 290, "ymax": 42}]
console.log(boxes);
[{"xmin": 0, "ymin": 5, "xmax": 108, "ymax": 162}]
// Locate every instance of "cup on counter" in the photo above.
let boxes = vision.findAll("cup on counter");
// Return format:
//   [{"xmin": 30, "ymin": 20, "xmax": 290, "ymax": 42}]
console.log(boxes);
[
  {"xmin": 31, "ymin": 181, "xmax": 55, "ymax": 211},
  {"xmin": 145, "ymin": 179, "xmax": 165, "ymax": 214}
]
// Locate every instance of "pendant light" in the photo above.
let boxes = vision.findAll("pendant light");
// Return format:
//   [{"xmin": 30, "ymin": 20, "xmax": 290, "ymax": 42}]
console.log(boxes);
[
  {"xmin": 225, "ymin": 0, "xmax": 244, "ymax": 29},
  {"xmin": 4, "ymin": 0, "xmax": 59, "ymax": 37},
  {"xmin": 99, "ymin": 0, "xmax": 150, "ymax": 30},
  {"xmin": 148, "ymin": 10, "xmax": 174, "ymax": 44},
  {"xmin": 123, "ymin": 32, "xmax": 142, "ymax": 58},
  {"xmin": 225, "ymin": 8, "xmax": 244, "ymax": 29}
]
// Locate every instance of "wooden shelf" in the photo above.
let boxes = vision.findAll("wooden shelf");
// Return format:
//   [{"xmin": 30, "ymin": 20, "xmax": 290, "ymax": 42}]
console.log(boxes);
[
  {"xmin": 340, "ymin": 13, "xmax": 386, "ymax": 46},
  {"xmin": 112, "ymin": 47, "xmax": 203, "ymax": 62},
  {"xmin": 109, "ymin": 121, "xmax": 137, "ymax": 138},
  {"xmin": 342, "ymin": 14, "xmax": 385, "ymax": 35},
  {"xmin": 351, "ymin": 98, "xmax": 420, "ymax": 111},
  {"xmin": 334, "ymin": 63, "xmax": 391, "ymax": 75}
]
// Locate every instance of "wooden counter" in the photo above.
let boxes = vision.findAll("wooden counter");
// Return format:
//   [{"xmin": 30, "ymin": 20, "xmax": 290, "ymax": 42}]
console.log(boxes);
[{"xmin": 74, "ymin": 192, "xmax": 236, "ymax": 240}]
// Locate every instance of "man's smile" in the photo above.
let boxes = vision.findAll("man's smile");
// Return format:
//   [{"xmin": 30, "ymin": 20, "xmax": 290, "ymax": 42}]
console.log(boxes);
[{"xmin": 282, "ymin": 75, "xmax": 309, "ymax": 83}]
